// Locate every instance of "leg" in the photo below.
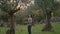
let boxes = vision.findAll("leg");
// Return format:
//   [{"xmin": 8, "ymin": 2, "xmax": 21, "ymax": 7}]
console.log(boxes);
[{"xmin": 28, "ymin": 25, "xmax": 31, "ymax": 34}]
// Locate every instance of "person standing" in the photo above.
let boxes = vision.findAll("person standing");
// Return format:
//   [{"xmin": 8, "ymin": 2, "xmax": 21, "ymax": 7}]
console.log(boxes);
[{"xmin": 28, "ymin": 15, "xmax": 32, "ymax": 34}]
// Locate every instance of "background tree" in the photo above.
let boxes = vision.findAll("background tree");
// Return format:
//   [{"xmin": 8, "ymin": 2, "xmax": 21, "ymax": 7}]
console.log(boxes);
[
  {"xmin": 0, "ymin": 9, "xmax": 8, "ymax": 27},
  {"xmin": 35, "ymin": 0, "xmax": 60, "ymax": 31}
]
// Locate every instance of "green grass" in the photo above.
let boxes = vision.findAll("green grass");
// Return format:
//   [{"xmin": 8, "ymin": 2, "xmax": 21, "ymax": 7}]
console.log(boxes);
[{"xmin": 0, "ymin": 23, "xmax": 60, "ymax": 34}]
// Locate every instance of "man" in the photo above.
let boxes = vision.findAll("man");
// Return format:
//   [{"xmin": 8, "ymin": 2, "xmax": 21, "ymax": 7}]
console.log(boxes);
[{"xmin": 28, "ymin": 15, "xmax": 32, "ymax": 34}]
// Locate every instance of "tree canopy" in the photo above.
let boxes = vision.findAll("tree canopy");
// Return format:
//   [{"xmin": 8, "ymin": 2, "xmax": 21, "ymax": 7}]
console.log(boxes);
[
  {"xmin": 35, "ymin": 0, "xmax": 60, "ymax": 16},
  {"xmin": 0, "ymin": 0, "xmax": 20, "ymax": 16}
]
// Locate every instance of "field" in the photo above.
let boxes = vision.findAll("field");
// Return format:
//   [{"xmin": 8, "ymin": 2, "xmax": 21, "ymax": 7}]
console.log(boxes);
[{"xmin": 0, "ymin": 23, "xmax": 60, "ymax": 34}]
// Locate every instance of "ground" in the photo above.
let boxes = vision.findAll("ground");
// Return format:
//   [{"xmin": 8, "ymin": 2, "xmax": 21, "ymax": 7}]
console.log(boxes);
[{"xmin": 0, "ymin": 23, "xmax": 60, "ymax": 34}]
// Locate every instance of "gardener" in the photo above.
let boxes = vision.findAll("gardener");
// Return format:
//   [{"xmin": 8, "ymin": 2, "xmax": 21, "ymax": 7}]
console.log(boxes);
[{"xmin": 27, "ymin": 14, "xmax": 32, "ymax": 34}]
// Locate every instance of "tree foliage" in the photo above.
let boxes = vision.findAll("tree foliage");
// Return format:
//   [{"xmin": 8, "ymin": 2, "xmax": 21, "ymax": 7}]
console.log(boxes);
[
  {"xmin": 0, "ymin": 0, "xmax": 20, "ymax": 16},
  {"xmin": 35, "ymin": 0, "xmax": 60, "ymax": 16}
]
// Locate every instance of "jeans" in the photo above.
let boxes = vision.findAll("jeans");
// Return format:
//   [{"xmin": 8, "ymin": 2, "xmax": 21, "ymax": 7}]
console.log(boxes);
[{"xmin": 28, "ymin": 25, "xmax": 31, "ymax": 34}]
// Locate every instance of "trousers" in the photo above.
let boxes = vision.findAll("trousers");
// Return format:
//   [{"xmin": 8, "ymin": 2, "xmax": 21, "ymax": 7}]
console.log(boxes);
[{"xmin": 28, "ymin": 25, "xmax": 32, "ymax": 34}]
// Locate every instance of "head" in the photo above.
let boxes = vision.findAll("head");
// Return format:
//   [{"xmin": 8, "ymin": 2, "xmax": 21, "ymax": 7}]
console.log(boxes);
[{"xmin": 28, "ymin": 14, "xmax": 32, "ymax": 18}]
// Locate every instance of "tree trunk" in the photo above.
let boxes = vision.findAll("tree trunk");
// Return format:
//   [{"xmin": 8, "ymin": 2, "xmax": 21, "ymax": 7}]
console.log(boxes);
[
  {"xmin": 6, "ymin": 15, "xmax": 15, "ymax": 34},
  {"xmin": 0, "ymin": 20, "xmax": 4, "ymax": 27},
  {"xmin": 42, "ymin": 11, "xmax": 53, "ymax": 31}
]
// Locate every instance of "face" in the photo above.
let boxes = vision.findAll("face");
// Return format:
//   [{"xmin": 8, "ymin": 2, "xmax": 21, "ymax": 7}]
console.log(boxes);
[{"xmin": 29, "ymin": 15, "xmax": 31, "ymax": 17}]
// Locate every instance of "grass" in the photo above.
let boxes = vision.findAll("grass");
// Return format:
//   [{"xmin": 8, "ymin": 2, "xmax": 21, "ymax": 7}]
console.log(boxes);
[{"xmin": 0, "ymin": 23, "xmax": 60, "ymax": 34}]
